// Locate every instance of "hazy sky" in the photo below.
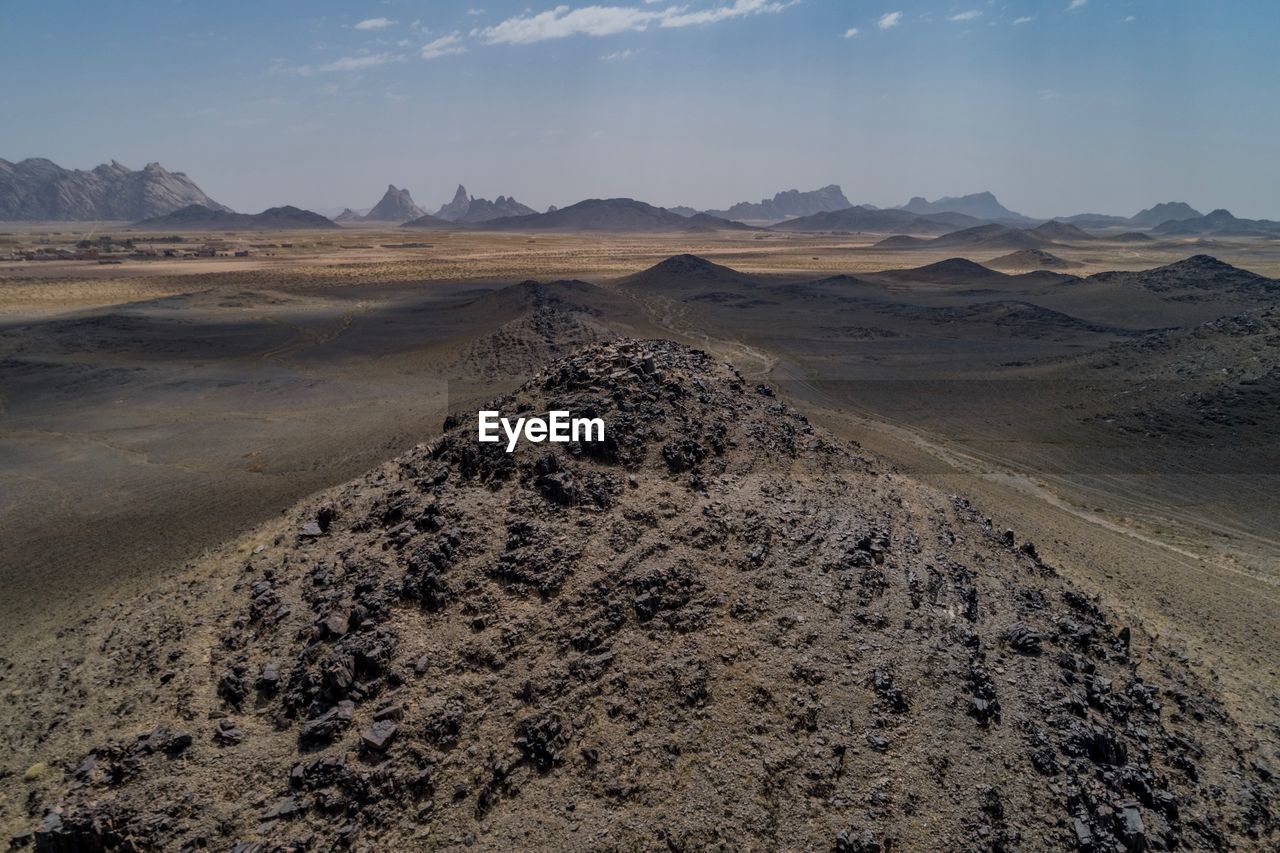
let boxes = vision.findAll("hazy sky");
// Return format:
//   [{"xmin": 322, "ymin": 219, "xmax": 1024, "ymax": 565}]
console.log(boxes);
[{"xmin": 2, "ymin": 0, "xmax": 1277, "ymax": 218}]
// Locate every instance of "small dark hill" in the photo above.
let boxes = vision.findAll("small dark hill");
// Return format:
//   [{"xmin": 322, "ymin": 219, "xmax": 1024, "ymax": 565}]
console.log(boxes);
[
  {"xmin": 877, "ymin": 257, "xmax": 1007, "ymax": 285},
  {"xmin": 1029, "ymin": 220, "xmax": 1094, "ymax": 242},
  {"xmin": 132, "ymin": 204, "xmax": 338, "ymax": 230},
  {"xmin": 618, "ymin": 254, "xmax": 761, "ymax": 292},
  {"xmin": 1087, "ymin": 254, "xmax": 1278, "ymax": 296},
  {"xmin": 986, "ymin": 249, "xmax": 1078, "ymax": 271},
  {"xmin": 401, "ymin": 211, "xmax": 458, "ymax": 229}
]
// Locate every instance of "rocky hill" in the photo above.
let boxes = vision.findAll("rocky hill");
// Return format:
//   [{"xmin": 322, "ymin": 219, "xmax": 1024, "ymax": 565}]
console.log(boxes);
[
  {"xmin": 363, "ymin": 185, "xmax": 426, "ymax": 222},
  {"xmin": 5, "ymin": 339, "xmax": 1273, "ymax": 851},
  {"xmin": 132, "ymin": 204, "xmax": 338, "ymax": 230},
  {"xmin": 705, "ymin": 185, "xmax": 851, "ymax": 222},
  {"xmin": 0, "ymin": 158, "xmax": 228, "ymax": 221},
  {"xmin": 987, "ymin": 249, "xmax": 1079, "ymax": 271}
]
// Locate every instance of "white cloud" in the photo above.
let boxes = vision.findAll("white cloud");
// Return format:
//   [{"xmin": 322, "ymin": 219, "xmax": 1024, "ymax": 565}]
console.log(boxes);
[
  {"xmin": 466, "ymin": 8, "xmax": 485, "ymax": 16},
  {"xmin": 844, "ymin": 27, "xmax": 860, "ymax": 38},
  {"xmin": 277, "ymin": 52, "xmax": 401, "ymax": 76},
  {"xmin": 949, "ymin": 10, "xmax": 981, "ymax": 22},
  {"xmin": 1013, "ymin": 16, "xmax": 1034, "ymax": 25},
  {"xmin": 482, "ymin": 5, "xmax": 660, "ymax": 43},
  {"xmin": 481, "ymin": 2, "xmax": 795, "ymax": 45},
  {"xmin": 878, "ymin": 11, "xmax": 903, "ymax": 30},
  {"xmin": 660, "ymin": 0, "xmax": 796, "ymax": 29},
  {"xmin": 1066, "ymin": 0, "xmax": 1087, "ymax": 10},
  {"xmin": 355, "ymin": 17, "xmax": 395, "ymax": 31},
  {"xmin": 601, "ymin": 48, "xmax": 636, "ymax": 59},
  {"xmin": 421, "ymin": 33, "xmax": 467, "ymax": 59},
  {"xmin": 1124, "ymin": 15, "xmax": 1136, "ymax": 23}
]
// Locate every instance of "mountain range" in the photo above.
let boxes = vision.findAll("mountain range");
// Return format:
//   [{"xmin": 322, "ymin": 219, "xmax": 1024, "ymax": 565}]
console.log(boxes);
[
  {"xmin": 456, "ymin": 198, "xmax": 748, "ymax": 233},
  {"xmin": 434, "ymin": 184, "xmax": 538, "ymax": 223},
  {"xmin": 704, "ymin": 184, "xmax": 851, "ymax": 221},
  {"xmin": 2, "ymin": 158, "xmax": 1273, "ymax": 236},
  {"xmin": 1152, "ymin": 208, "xmax": 1280, "ymax": 237},
  {"xmin": 0, "ymin": 158, "xmax": 228, "ymax": 221},
  {"xmin": 900, "ymin": 191, "xmax": 1032, "ymax": 223}
]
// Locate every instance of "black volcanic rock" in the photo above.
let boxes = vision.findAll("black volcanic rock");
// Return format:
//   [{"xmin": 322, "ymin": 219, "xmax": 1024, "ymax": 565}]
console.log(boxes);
[
  {"xmin": 15, "ymin": 338, "xmax": 1274, "ymax": 850},
  {"xmin": 1129, "ymin": 201, "xmax": 1202, "ymax": 228},
  {"xmin": 0, "ymin": 158, "xmax": 229, "ymax": 221},
  {"xmin": 364, "ymin": 185, "xmax": 425, "ymax": 222},
  {"xmin": 132, "ymin": 204, "xmax": 338, "ymax": 230},
  {"xmin": 705, "ymin": 185, "xmax": 851, "ymax": 222}
]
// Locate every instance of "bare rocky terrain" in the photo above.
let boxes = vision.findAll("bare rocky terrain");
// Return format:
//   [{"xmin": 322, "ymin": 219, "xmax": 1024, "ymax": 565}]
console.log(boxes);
[
  {"xmin": 2, "ymin": 226, "xmax": 1279, "ymax": 850},
  {"xmin": 4, "ymin": 340, "xmax": 1275, "ymax": 851}
]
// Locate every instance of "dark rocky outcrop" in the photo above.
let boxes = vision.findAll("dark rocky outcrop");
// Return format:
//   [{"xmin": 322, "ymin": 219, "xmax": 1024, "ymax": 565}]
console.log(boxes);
[{"xmin": 9, "ymin": 340, "xmax": 1274, "ymax": 851}]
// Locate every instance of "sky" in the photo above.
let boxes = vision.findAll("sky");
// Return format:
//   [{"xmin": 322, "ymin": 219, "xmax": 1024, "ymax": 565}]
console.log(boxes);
[{"xmin": 2, "ymin": 0, "xmax": 1277, "ymax": 219}]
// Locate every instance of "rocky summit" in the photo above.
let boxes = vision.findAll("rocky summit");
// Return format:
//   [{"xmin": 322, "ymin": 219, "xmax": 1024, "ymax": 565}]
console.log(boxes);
[{"xmin": 7, "ymin": 341, "xmax": 1274, "ymax": 851}]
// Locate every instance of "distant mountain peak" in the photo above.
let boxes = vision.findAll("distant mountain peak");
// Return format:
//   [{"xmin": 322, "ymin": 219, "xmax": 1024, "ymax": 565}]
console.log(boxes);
[
  {"xmin": 363, "ymin": 184, "xmax": 425, "ymax": 221},
  {"xmin": 0, "ymin": 157, "xmax": 228, "ymax": 221},
  {"xmin": 434, "ymin": 183, "xmax": 536, "ymax": 223},
  {"xmin": 900, "ymin": 192, "xmax": 1027, "ymax": 223},
  {"xmin": 705, "ymin": 185, "xmax": 851, "ymax": 222},
  {"xmin": 1129, "ymin": 201, "xmax": 1202, "ymax": 228}
]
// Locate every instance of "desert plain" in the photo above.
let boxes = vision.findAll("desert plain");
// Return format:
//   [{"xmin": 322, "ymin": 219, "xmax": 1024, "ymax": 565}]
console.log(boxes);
[{"xmin": 1, "ymin": 221, "xmax": 1277, "ymax": 847}]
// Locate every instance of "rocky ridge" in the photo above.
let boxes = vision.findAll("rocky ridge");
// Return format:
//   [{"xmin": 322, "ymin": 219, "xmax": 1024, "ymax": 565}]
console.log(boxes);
[{"xmin": 0, "ymin": 158, "xmax": 229, "ymax": 221}]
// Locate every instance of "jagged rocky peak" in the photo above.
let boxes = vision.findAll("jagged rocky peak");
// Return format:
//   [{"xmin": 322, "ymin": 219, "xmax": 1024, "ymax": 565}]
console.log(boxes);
[
  {"xmin": 435, "ymin": 184, "xmax": 537, "ymax": 223},
  {"xmin": 435, "ymin": 184, "xmax": 472, "ymax": 221},
  {"xmin": 363, "ymin": 185, "xmax": 425, "ymax": 222}
]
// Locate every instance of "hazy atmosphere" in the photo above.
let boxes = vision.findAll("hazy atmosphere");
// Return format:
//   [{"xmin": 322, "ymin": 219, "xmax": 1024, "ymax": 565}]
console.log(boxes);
[{"xmin": 3, "ymin": 0, "xmax": 1278, "ymax": 217}]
